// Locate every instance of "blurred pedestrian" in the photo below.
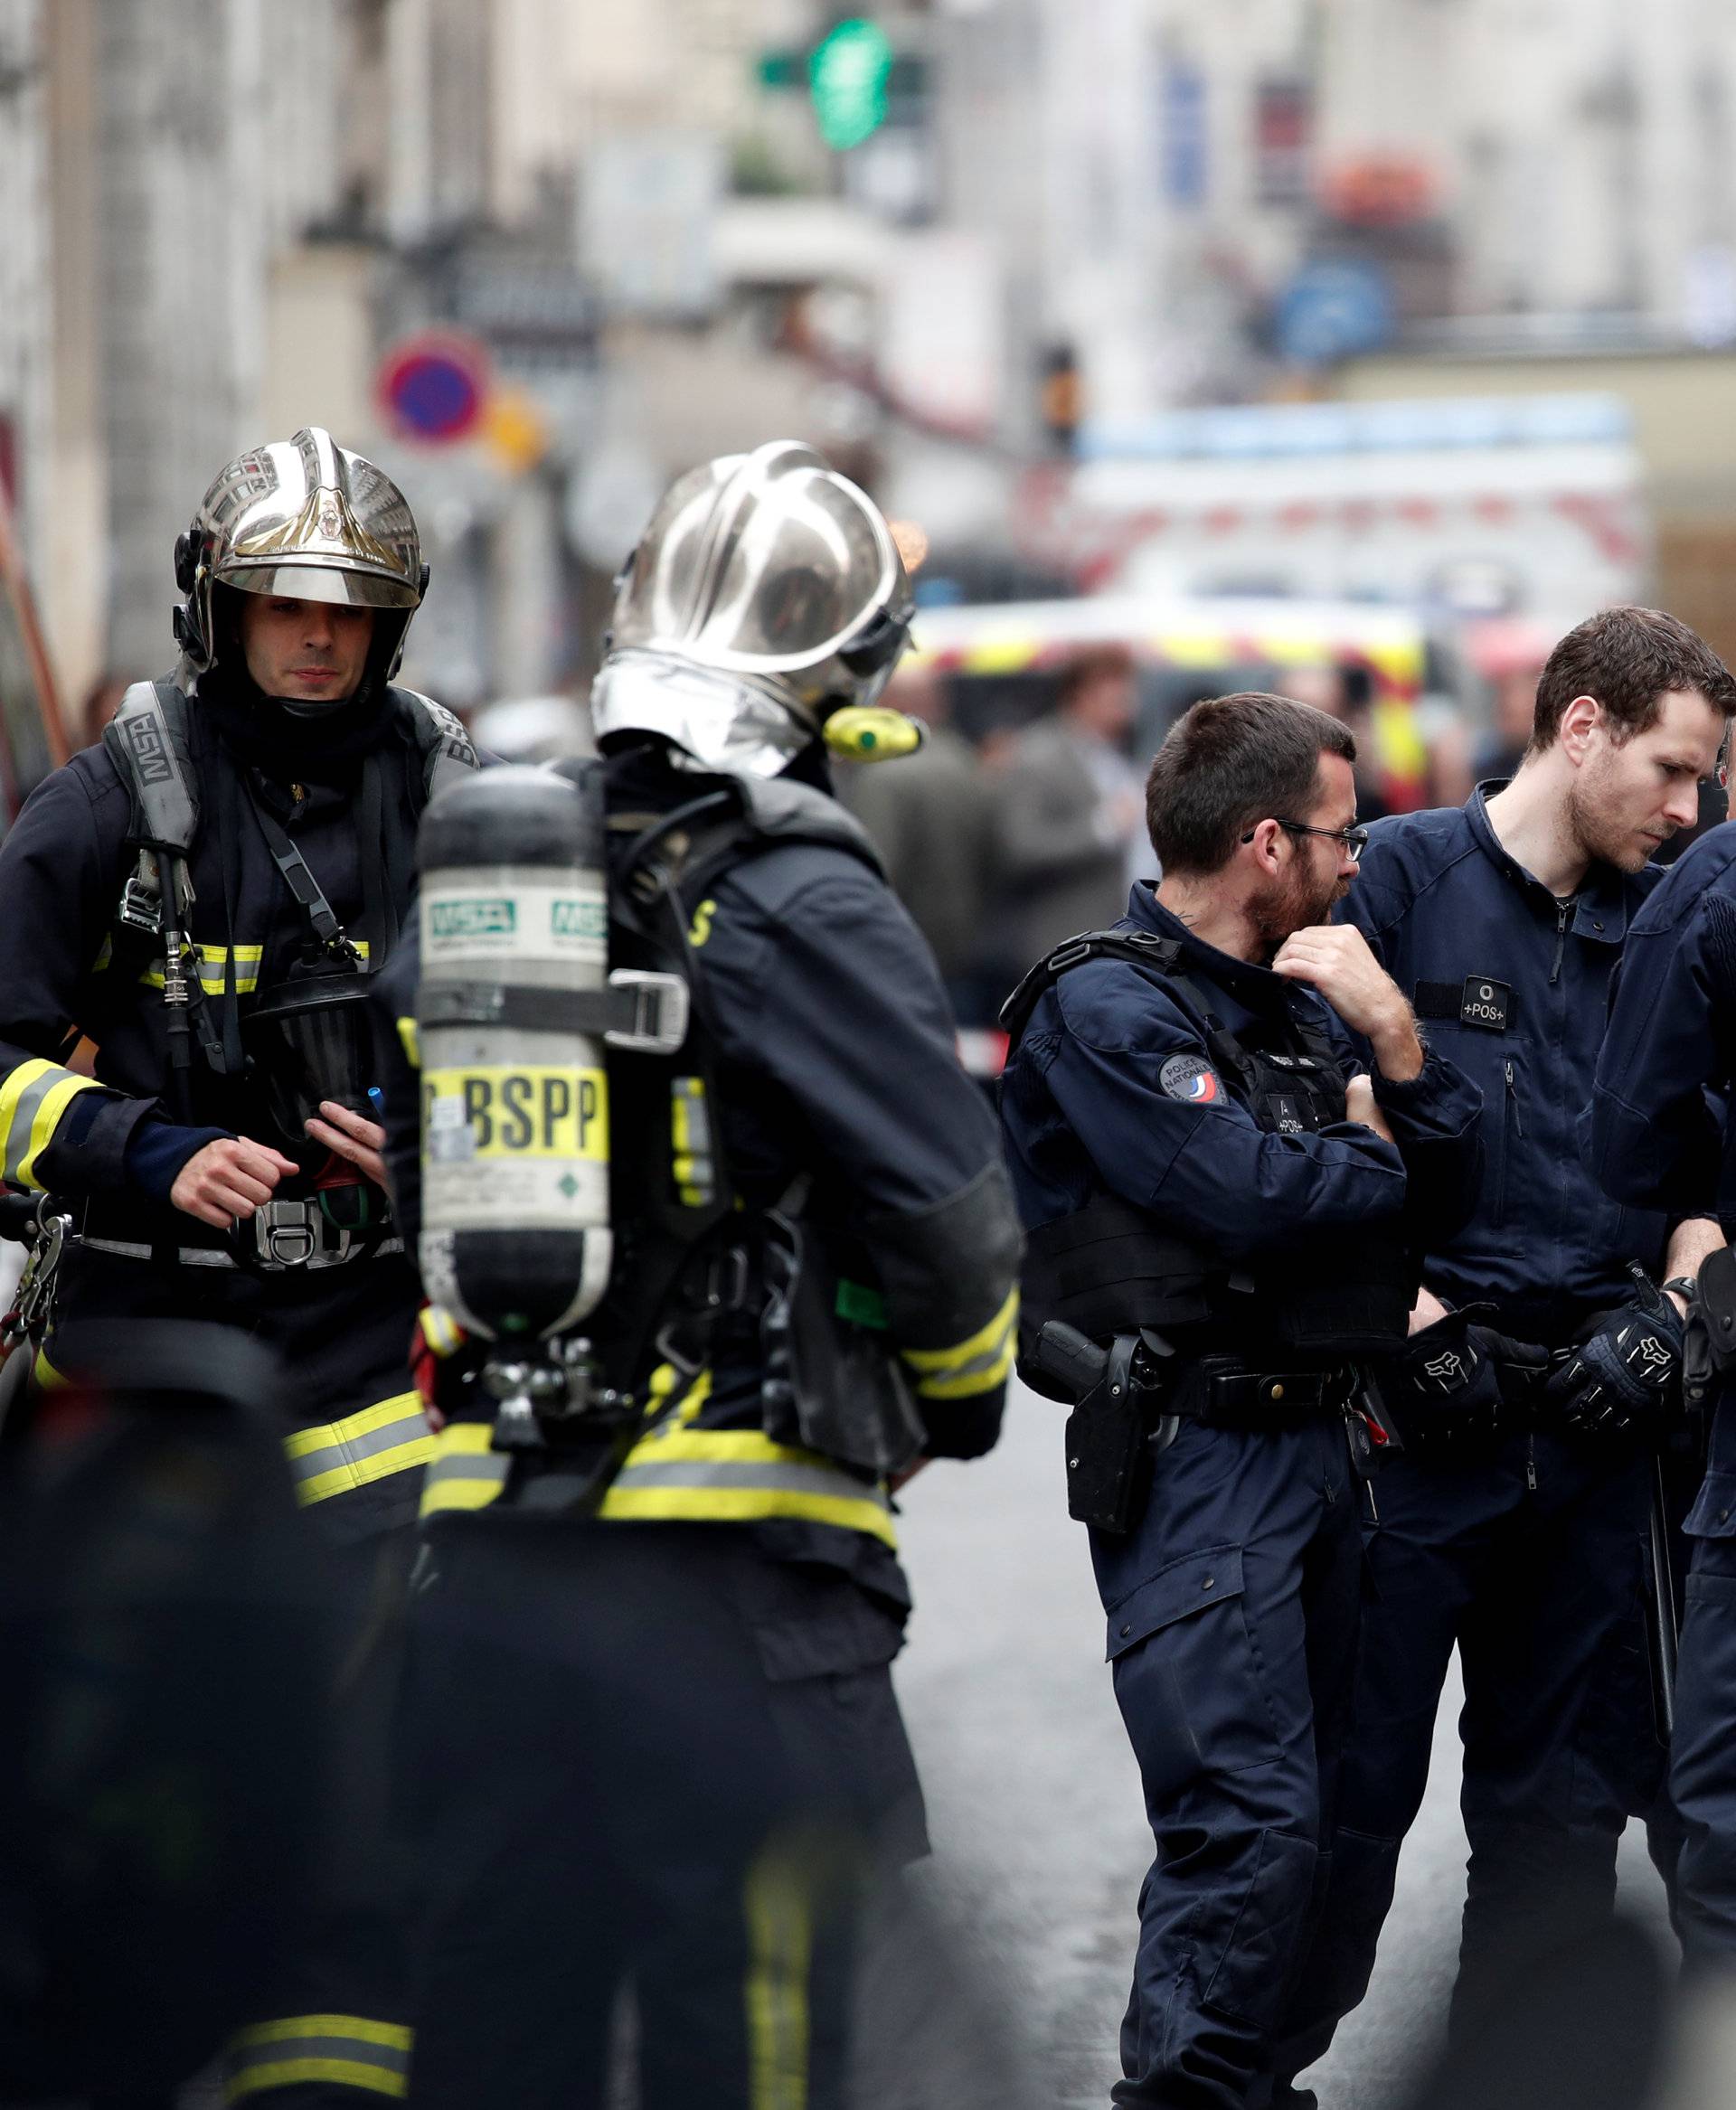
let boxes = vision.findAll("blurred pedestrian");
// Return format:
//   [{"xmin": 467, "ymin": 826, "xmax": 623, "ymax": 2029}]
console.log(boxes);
[
  {"xmin": 1284, "ymin": 661, "xmax": 1394, "ymax": 822},
  {"xmin": 995, "ymin": 645, "xmax": 1147, "ymax": 972},
  {"xmin": 845, "ymin": 664, "xmax": 996, "ymax": 1020}
]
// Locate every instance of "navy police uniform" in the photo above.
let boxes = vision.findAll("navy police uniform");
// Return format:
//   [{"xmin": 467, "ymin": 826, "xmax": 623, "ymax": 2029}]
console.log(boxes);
[
  {"xmin": 1593, "ymin": 820, "xmax": 1736, "ymax": 1964},
  {"xmin": 0, "ymin": 682, "xmax": 461, "ymax": 2102},
  {"xmin": 998, "ymin": 883, "xmax": 1480, "ymax": 2110},
  {"xmin": 1287, "ymin": 786, "xmax": 1680, "ymax": 2068},
  {"xmin": 375, "ymin": 745, "xmax": 1023, "ymax": 2108}
]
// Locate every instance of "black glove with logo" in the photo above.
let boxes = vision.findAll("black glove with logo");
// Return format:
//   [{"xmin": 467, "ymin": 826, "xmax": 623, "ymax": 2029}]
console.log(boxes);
[
  {"xmin": 1542, "ymin": 1267, "xmax": 1684, "ymax": 1438},
  {"xmin": 1385, "ymin": 1306, "xmax": 1545, "ymax": 1455}
]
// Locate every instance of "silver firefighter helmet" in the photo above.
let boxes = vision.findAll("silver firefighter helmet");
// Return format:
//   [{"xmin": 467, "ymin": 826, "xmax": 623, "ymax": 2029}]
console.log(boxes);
[
  {"xmin": 591, "ymin": 440, "xmax": 914, "ymax": 777},
  {"xmin": 174, "ymin": 426, "xmax": 428, "ymax": 679}
]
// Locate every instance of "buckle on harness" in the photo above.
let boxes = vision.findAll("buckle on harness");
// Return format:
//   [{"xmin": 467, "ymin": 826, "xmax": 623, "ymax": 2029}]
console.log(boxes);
[
  {"xmin": 118, "ymin": 869, "xmax": 161, "ymax": 936},
  {"xmin": 250, "ymin": 1198, "xmax": 344, "ymax": 1270},
  {"xmin": 605, "ymin": 969, "xmax": 690, "ymax": 1055}
]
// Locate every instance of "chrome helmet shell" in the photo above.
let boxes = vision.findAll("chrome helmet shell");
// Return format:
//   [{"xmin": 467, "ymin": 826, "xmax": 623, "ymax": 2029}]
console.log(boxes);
[
  {"xmin": 174, "ymin": 426, "xmax": 428, "ymax": 678},
  {"xmin": 591, "ymin": 440, "xmax": 913, "ymax": 777}
]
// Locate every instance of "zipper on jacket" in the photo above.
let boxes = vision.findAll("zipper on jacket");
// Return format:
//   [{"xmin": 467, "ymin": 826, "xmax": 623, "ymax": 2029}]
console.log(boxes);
[
  {"xmin": 1505, "ymin": 1060, "xmax": 1524, "ymax": 1137},
  {"xmin": 1525, "ymin": 1434, "xmax": 1538, "ymax": 1492},
  {"xmin": 1550, "ymin": 898, "xmax": 1571, "ymax": 984}
]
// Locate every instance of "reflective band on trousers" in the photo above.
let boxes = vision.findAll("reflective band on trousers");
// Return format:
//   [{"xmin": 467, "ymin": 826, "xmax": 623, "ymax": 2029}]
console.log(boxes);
[
  {"xmin": 284, "ymin": 1393, "xmax": 435, "ymax": 1506},
  {"xmin": 745, "ymin": 1843, "xmax": 814, "ymax": 2110},
  {"xmin": 901, "ymin": 1285, "xmax": 1019, "ymax": 1402},
  {"xmin": 420, "ymin": 1418, "xmax": 896, "ymax": 1545},
  {"xmin": 226, "ymin": 2014, "xmax": 410, "ymax": 2100},
  {"xmin": 0, "ymin": 1057, "xmax": 101, "ymax": 1191}
]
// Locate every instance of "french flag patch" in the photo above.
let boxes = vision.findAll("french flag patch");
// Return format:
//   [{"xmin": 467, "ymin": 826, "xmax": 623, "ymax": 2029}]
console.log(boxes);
[{"xmin": 1160, "ymin": 1054, "xmax": 1221, "ymax": 1104}]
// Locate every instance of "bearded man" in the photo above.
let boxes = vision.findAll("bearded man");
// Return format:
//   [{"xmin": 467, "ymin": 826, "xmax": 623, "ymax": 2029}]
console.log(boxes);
[{"xmin": 998, "ymin": 691, "xmax": 1482, "ymax": 2108}]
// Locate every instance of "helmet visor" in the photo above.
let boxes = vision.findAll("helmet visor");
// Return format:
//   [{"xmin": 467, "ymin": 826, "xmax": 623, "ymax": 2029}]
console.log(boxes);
[{"xmin": 222, "ymin": 563, "xmax": 422, "ymax": 610}]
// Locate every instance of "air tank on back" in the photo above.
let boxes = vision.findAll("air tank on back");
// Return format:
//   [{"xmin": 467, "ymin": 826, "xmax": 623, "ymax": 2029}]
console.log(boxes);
[{"xmin": 414, "ymin": 763, "xmax": 612, "ymax": 1342}]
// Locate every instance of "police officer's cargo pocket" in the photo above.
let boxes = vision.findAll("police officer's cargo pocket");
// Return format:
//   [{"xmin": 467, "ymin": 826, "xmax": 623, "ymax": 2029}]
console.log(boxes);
[
  {"xmin": 1202, "ymin": 1826, "xmax": 1316, "ymax": 2030},
  {"xmin": 1684, "ymin": 1470, "xmax": 1736, "ymax": 1541},
  {"xmin": 1105, "ymin": 1547, "xmax": 1281, "ymax": 1792}
]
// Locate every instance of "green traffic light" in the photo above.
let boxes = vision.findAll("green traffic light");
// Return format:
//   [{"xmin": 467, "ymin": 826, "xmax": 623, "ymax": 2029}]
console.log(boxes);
[{"xmin": 808, "ymin": 18, "xmax": 893, "ymax": 151}]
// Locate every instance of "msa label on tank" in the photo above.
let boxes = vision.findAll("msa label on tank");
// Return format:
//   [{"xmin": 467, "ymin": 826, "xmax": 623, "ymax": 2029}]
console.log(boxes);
[
  {"xmin": 421, "ymin": 877, "xmax": 607, "ymax": 965},
  {"xmin": 423, "ymin": 1064, "xmax": 610, "ymax": 1229}
]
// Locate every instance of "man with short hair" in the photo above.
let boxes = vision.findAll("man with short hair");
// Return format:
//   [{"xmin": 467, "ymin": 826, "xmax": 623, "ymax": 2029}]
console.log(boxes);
[
  {"xmin": 1280, "ymin": 606, "xmax": 1735, "ymax": 2090},
  {"xmin": 0, "ymin": 427, "xmax": 475, "ymax": 2102},
  {"xmin": 999, "ymin": 692, "xmax": 1481, "ymax": 2108}
]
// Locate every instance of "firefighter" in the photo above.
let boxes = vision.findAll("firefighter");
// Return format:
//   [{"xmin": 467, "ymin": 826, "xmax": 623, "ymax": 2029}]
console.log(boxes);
[
  {"xmin": 374, "ymin": 441, "xmax": 1024, "ymax": 2107},
  {"xmin": 0, "ymin": 427, "xmax": 474, "ymax": 2102}
]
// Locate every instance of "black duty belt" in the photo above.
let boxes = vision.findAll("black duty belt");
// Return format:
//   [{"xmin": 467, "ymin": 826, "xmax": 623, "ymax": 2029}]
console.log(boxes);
[{"xmin": 1169, "ymin": 1354, "xmax": 1354, "ymax": 1430}]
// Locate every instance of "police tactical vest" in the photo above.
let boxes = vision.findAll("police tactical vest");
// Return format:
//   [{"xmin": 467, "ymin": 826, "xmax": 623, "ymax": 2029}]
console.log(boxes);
[{"xmin": 1002, "ymin": 928, "xmax": 1415, "ymax": 1360}]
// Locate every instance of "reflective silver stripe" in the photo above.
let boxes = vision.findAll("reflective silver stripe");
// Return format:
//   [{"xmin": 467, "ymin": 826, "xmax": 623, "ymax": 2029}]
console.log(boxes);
[
  {"xmin": 286, "ymin": 1411, "xmax": 430, "ymax": 1493},
  {"xmin": 82, "ymin": 1236, "xmax": 404, "ymax": 1270},
  {"xmin": 225, "ymin": 2019, "xmax": 410, "ymax": 2099},
  {"xmin": 419, "ymin": 1440, "xmax": 512, "ymax": 1517},
  {"xmin": 2, "ymin": 1066, "xmax": 69, "ymax": 1184},
  {"xmin": 611, "ymin": 1457, "xmax": 890, "ymax": 1507}
]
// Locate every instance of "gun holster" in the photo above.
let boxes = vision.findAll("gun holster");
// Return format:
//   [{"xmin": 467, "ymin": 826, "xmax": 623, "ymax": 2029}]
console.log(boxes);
[
  {"xmin": 1686, "ymin": 1245, "xmax": 1736, "ymax": 1408},
  {"xmin": 1057, "ymin": 1330, "xmax": 1156, "ymax": 1536}
]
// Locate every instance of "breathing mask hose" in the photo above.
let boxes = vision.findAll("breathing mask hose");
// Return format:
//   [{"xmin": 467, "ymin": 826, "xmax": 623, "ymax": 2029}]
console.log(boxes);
[{"xmin": 414, "ymin": 766, "xmax": 614, "ymax": 1342}]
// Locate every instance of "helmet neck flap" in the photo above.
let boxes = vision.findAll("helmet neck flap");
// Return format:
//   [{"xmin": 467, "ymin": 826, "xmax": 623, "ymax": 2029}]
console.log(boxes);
[{"xmin": 590, "ymin": 649, "xmax": 815, "ymax": 780}]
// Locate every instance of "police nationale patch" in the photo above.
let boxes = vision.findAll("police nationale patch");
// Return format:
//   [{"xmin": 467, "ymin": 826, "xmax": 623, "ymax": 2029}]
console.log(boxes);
[{"xmin": 1160, "ymin": 1053, "xmax": 1221, "ymax": 1104}]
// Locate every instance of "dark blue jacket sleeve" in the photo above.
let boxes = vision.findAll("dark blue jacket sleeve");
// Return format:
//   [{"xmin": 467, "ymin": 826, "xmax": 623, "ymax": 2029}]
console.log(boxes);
[
  {"xmin": 701, "ymin": 848, "xmax": 1023, "ymax": 1455},
  {"xmin": 0, "ymin": 762, "xmax": 159, "ymax": 1193},
  {"xmin": 1593, "ymin": 848, "xmax": 1736, "ymax": 1217}
]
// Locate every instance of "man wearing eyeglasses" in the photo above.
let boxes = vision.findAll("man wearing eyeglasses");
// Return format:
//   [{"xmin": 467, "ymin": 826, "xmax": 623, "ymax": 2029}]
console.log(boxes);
[
  {"xmin": 999, "ymin": 692, "xmax": 1482, "ymax": 2109},
  {"xmin": 1278, "ymin": 607, "xmax": 1736, "ymax": 2096}
]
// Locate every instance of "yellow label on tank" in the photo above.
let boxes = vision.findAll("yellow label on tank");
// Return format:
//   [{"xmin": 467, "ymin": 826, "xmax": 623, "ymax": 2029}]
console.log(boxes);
[{"xmin": 423, "ymin": 1065, "xmax": 609, "ymax": 1161}]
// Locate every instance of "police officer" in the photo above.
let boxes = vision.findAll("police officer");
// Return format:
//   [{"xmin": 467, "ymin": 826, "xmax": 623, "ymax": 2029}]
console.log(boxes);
[
  {"xmin": 997, "ymin": 692, "xmax": 1481, "ymax": 2110},
  {"xmin": 1285, "ymin": 607, "xmax": 1734, "ymax": 2077},
  {"xmin": 1594, "ymin": 788, "xmax": 1736, "ymax": 1966},
  {"xmin": 373, "ymin": 441, "xmax": 1023, "ymax": 2106},
  {"xmin": 0, "ymin": 427, "xmax": 474, "ymax": 2102}
]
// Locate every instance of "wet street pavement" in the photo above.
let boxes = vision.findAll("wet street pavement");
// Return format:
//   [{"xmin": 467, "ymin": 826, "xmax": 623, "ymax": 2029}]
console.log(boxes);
[{"xmin": 892, "ymin": 1380, "xmax": 1672, "ymax": 2109}]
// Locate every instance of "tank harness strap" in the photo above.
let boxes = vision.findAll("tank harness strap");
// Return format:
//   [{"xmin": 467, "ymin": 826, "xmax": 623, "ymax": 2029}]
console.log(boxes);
[{"xmin": 241, "ymin": 781, "xmax": 361, "ymax": 964}]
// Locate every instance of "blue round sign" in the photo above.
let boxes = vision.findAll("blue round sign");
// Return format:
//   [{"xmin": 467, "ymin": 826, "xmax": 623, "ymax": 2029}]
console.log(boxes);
[
  {"xmin": 1274, "ymin": 261, "xmax": 1394, "ymax": 367},
  {"xmin": 378, "ymin": 333, "xmax": 488, "ymax": 444}
]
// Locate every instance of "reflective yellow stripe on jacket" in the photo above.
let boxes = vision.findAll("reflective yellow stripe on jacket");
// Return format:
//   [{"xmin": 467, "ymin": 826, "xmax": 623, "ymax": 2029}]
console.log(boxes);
[
  {"xmin": 226, "ymin": 2014, "xmax": 410, "ymax": 2101},
  {"xmin": 900, "ymin": 1286, "xmax": 1019, "ymax": 1402},
  {"xmin": 93, "ymin": 937, "xmax": 371, "ymax": 996},
  {"xmin": 284, "ymin": 1393, "xmax": 435, "ymax": 1507},
  {"xmin": 420, "ymin": 1373, "xmax": 896, "ymax": 1546},
  {"xmin": 0, "ymin": 1057, "xmax": 103, "ymax": 1191}
]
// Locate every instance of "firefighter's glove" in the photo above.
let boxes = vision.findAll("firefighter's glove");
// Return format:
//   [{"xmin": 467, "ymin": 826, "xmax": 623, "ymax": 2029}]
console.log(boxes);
[
  {"xmin": 1543, "ymin": 1280, "xmax": 1683, "ymax": 1438},
  {"xmin": 1386, "ymin": 1307, "xmax": 1517, "ymax": 1454}
]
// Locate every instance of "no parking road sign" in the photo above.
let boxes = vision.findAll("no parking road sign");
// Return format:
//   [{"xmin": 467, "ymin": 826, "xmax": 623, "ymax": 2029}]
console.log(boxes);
[{"xmin": 378, "ymin": 332, "xmax": 490, "ymax": 444}]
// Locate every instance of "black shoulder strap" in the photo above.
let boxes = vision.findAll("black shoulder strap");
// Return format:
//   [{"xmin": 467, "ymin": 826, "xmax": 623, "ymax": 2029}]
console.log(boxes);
[
  {"xmin": 392, "ymin": 686, "xmax": 479, "ymax": 804},
  {"xmin": 998, "ymin": 929, "xmax": 1182, "ymax": 1050},
  {"xmin": 102, "ymin": 679, "xmax": 198, "ymax": 852}
]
